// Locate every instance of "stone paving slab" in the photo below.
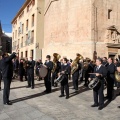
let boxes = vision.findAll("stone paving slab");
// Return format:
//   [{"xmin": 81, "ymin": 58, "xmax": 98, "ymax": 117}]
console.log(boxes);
[{"xmin": 0, "ymin": 79, "xmax": 120, "ymax": 120}]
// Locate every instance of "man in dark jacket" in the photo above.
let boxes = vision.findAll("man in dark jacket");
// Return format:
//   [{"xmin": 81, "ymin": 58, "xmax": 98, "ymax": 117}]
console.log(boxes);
[
  {"xmin": 44, "ymin": 55, "xmax": 53, "ymax": 93},
  {"xmin": 1, "ymin": 52, "xmax": 16, "ymax": 105},
  {"xmin": 27, "ymin": 57, "xmax": 35, "ymax": 89},
  {"xmin": 89, "ymin": 58, "xmax": 107, "ymax": 110},
  {"xmin": 72, "ymin": 62, "xmax": 81, "ymax": 91},
  {"xmin": 106, "ymin": 58, "xmax": 115, "ymax": 101}
]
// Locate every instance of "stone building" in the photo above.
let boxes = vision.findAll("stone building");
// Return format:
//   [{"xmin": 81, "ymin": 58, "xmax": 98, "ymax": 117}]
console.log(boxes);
[
  {"xmin": 11, "ymin": 0, "xmax": 44, "ymax": 60},
  {"xmin": 43, "ymin": 0, "xmax": 120, "ymax": 60}
]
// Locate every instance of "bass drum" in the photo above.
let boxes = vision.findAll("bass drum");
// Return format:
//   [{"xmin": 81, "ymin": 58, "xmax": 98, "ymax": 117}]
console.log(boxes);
[
  {"xmin": 88, "ymin": 78, "xmax": 100, "ymax": 89},
  {"xmin": 39, "ymin": 65, "xmax": 48, "ymax": 78}
]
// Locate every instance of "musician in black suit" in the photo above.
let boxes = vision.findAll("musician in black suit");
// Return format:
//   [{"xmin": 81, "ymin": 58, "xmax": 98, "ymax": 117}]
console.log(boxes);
[
  {"xmin": 27, "ymin": 57, "xmax": 35, "ymax": 89},
  {"xmin": 84, "ymin": 59, "xmax": 94, "ymax": 87},
  {"xmin": 72, "ymin": 62, "xmax": 81, "ymax": 91},
  {"xmin": 105, "ymin": 58, "xmax": 115, "ymax": 101},
  {"xmin": 51, "ymin": 61, "xmax": 61, "ymax": 87},
  {"xmin": 44, "ymin": 55, "xmax": 53, "ymax": 93},
  {"xmin": 89, "ymin": 58, "xmax": 107, "ymax": 110},
  {"xmin": 59, "ymin": 58, "xmax": 71, "ymax": 99},
  {"xmin": 102, "ymin": 57, "xmax": 108, "ymax": 67},
  {"xmin": 1, "ymin": 52, "xmax": 17, "ymax": 105}
]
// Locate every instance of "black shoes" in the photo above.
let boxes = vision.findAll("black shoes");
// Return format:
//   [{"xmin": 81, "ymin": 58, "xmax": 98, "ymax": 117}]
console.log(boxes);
[
  {"xmin": 4, "ymin": 102, "xmax": 12, "ymax": 105},
  {"xmin": 91, "ymin": 104, "xmax": 104, "ymax": 110},
  {"xmin": 98, "ymin": 106, "xmax": 104, "ymax": 110},
  {"xmin": 59, "ymin": 95, "xmax": 69, "ymax": 99},
  {"xmin": 59, "ymin": 95, "xmax": 65, "ymax": 97},
  {"xmin": 91, "ymin": 104, "xmax": 98, "ymax": 107},
  {"xmin": 66, "ymin": 96, "xmax": 69, "ymax": 99},
  {"xmin": 31, "ymin": 86, "xmax": 34, "ymax": 89}
]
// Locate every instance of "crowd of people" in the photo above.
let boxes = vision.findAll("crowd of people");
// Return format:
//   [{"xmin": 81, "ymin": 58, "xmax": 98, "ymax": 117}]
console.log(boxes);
[{"xmin": 0, "ymin": 52, "xmax": 120, "ymax": 111}]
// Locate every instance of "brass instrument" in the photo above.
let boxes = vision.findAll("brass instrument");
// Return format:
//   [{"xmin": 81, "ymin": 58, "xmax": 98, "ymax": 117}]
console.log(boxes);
[
  {"xmin": 83, "ymin": 57, "xmax": 91, "ymax": 70},
  {"xmin": 71, "ymin": 53, "xmax": 83, "ymax": 74},
  {"xmin": 115, "ymin": 70, "xmax": 120, "ymax": 82},
  {"xmin": 52, "ymin": 53, "xmax": 61, "ymax": 73}
]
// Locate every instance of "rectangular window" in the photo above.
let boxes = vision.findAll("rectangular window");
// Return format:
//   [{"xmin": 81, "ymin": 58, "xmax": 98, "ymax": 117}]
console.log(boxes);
[
  {"xmin": 32, "ymin": 0, "xmax": 35, "ymax": 6},
  {"xmin": 31, "ymin": 49, "xmax": 34, "ymax": 58},
  {"xmin": 15, "ymin": 30, "xmax": 17, "ymax": 39},
  {"xmin": 26, "ymin": 20, "xmax": 29, "ymax": 31},
  {"xmin": 22, "ymin": 24, "xmax": 24, "ymax": 34},
  {"xmin": 25, "ymin": 51, "xmax": 28, "ymax": 57},
  {"xmin": 18, "ymin": 27, "xmax": 20, "ymax": 36},
  {"xmin": 27, "ymin": 5, "xmax": 29, "ymax": 12},
  {"xmin": 21, "ymin": 37, "xmax": 23, "ymax": 47},
  {"xmin": 18, "ymin": 39, "xmax": 20, "ymax": 48},
  {"xmin": 13, "ymin": 32, "xmax": 14, "ymax": 40},
  {"xmin": 31, "ymin": 30, "xmax": 34, "ymax": 43},
  {"xmin": 26, "ymin": 34, "xmax": 28, "ymax": 45},
  {"xmin": 108, "ymin": 9, "xmax": 112, "ymax": 19},
  {"xmin": 32, "ymin": 14, "xmax": 34, "ymax": 27},
  {"xmin": 21, "ymin": 52, "xmax": 23, "ymax": 58}
]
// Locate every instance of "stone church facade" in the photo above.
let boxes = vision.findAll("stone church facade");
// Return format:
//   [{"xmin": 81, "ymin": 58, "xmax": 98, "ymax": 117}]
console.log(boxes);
[{"xmin": 43, "ymin": 0, "xmax": 120, "ymax": 60}]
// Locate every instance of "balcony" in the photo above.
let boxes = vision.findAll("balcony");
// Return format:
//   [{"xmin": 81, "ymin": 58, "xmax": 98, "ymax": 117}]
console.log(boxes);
[
  {"xmin": 12, "ymin": 46, "xmax": 16, "ymax": 50},
  {"xmin": 24, "ymin": 38, "xmax": 34, "ymax": 46}
]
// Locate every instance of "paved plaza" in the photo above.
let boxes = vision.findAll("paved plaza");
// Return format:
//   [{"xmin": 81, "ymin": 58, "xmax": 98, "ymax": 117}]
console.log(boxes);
[{"xmin": 0, "ymin": 79, "xmax": 120, "ymax": 120}]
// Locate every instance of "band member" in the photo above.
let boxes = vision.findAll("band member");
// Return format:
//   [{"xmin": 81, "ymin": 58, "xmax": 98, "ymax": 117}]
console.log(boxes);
[
  {"xmin": 59, "ymin": 58, "xmax": 71, "ymax": 99},
  {"xmin": 24, "ymin": 58, "xmax": 29, "ymax": 81},
  {"xmin": 102, "ymin": 57, "xmax": 108, "ymax": 67},
  {"xmin": 114, "ymin": 58, "xmax": 120, "ymax": 88},
  {"xmin": 51, "ymin": 62, "xmax": 61, "ymax": 87},
  {"xmin": 36, "ymin": 59, "xmax": 43, "ymax": 81},
  {"xmin": 84, "ymin": 59, "xmax": 94, "ymax": 87},
  {"xmin": 1, "ymin": 52, "xmax": 17, "ymax": 105},
  {"xmin": 105, "ymin": 58, "xmax": 115, "ymax": 101},
  {"xmin": 72, "ymin": 61, "xmax": 81, "ymax": 91},
  {"xmin": 27, "ymin": 57, "xmax": 35, "ymax": 89},
  {"xmin": 19, "ymin": 59, "xmax": 25, "ymax": 82},
  {"xmin": 89, "ymin": 58, "xmax": 107, "ymax": 110},
  {"xmin": 44, "ymin": 55, "xmax": 53, "ymax": 93}
]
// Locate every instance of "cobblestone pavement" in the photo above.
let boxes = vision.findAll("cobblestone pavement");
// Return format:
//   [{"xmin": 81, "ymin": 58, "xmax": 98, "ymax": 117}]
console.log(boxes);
[{"xmin": 0, "ymin": 79, "xmax": 120, "ymax": 120}]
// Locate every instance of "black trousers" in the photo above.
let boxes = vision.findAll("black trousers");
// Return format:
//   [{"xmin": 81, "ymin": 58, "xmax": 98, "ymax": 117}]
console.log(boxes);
[
  {"xmin": 93, "ymin": 82, "xmax": 104, "ymax": 106},
  {"xmin": 107, "ymin": 78, "xmax": 114, "ymax": 100},
  {"xmin": 72, "ymin": 75, "xmax": 79, "ymax": 90},
  {"xmin": 85, "ymin": 74, "xmax": 89, "ymax": 85},
  {"xmin": 61, "ymin": 83, "xmax": 69, "ymax": 97},
  {"xmin": 51, "ymin": 73, "xmax": 57, "ymax": 86},
  {"xmin": 44, "ymin": 73, "xmax": 51, "ymax": 92},
  {"xmin": 3, "ymin": 77, "xmax": 12, "ymax": 104},
  {"xmin": 20, "ymin": 75, "xmax": 23, "ymax": 81},
  {"xmin": 28, "ymin": 72, "xmax": 34, "ymax": 87},
  {"xmin": 44, "ymin": 78, "xmax": 51, "ymax": 92}
]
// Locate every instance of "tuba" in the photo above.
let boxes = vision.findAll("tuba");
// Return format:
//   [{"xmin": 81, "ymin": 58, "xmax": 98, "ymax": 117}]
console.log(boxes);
[
  {"xmin": 115, "ymin": 67, "xmax": 120, "ymax": 82},
  {"xmin": 71, "ymin": 53, "xmax": 83, "ymax": 74},
  {"xmin": 52, "ymin": 53, "xmax": 61, "ymax": 73}
]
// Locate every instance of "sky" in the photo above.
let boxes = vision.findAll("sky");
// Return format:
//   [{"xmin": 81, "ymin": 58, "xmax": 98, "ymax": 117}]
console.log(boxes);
[{"xmin": 0, "ymin": 0, "xmax": 25, "ymax": 33}]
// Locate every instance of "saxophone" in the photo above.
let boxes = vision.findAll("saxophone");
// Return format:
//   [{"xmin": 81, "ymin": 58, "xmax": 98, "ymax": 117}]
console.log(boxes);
[
  {"xmin": 71, "ymin": 53, "xmax": 83, "ymax": 74},
  {"xmin": 52, "ymin": 53, "xmax": 61, "ymax": 73}
]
